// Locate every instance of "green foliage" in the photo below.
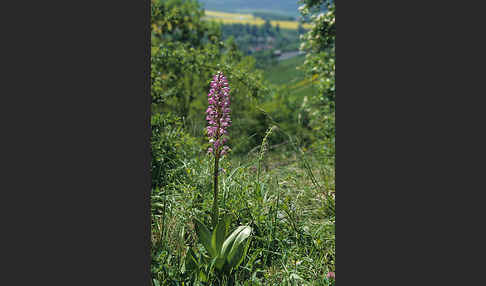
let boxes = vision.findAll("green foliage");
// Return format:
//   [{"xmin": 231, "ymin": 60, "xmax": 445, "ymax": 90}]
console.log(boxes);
[
  {"xmin": 299, "ymin": 1, "xmax": 335, "ymax": 100},
  {"xmin": 299, "ymin": 0, "xmax": 335, "ymax": 164},
  {"xmin": 191, "ymin": 218, "xmax": 252, "ymax": 278},
  {"xmin": 151, "ymin": 147, "xmax": 335, "ymax": 285},
  {"xmin": 151, "ymin": 0, "xmax": 271, "ymax": 153},
  {"xmin": 151, "ymin": 112, "xmax": 198, "ymax": 189},
  {"xmin": 150, "ymin": 1, "xmax": 335, "ymax": 285},
  {"xmin": 252, "ymin": 11, "xmax": 295, "ymax": 21},
  {"xmin": 220, "ymin": 22, "xmax": 303, "ymax": 69},
  {"xmin": 263, "ymin": 54, "xmax": 306, "ymax": 85}
]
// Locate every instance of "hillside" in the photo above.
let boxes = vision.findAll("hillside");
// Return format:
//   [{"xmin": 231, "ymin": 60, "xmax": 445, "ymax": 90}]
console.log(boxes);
[
  {"xmin": 263, "ymin": 54, "xmax": 316, "ymax": 98},
  {"xmin": 204, "ymin": 10, "xmax": 311, "ymax": 29},
  {"xmin": 198, "ymin": 0, "xmax": 301, "ymax": 17}
]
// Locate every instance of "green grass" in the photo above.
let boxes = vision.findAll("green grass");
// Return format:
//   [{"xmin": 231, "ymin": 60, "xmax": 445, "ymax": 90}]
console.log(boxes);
[
  {"xmin": 151, "ymin": 32, "xmax": 332, "ymax": 286},
  {"xmin": 262, "ymin": 55, "xmax": 317, "ymax": 102},
  {"xmin": 151, "ymin": 146, "xmax": 335, "ymax": 285},
  {"xmin": 263, "ymin": 55, "xmax": 306, "ymax": 86},
  {"xmin": 151, "ymin": 76, "xmax": 334, "ymax": 285},
  {"xmin": 293, "ymin": 83, "xmax": 316, "ymax": 99}
]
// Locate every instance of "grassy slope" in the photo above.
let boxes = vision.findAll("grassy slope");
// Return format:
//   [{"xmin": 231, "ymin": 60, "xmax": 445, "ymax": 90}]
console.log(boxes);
[
  {"xmin": 264, "ymin": 55, "xmax": 306, "ymax": 85},
  {"xmin": 151, "ymin": 148, "xmax": 335, "ymax": 285},
  {"xmin": 263, "ymin": 55, "xmax": 316, "ymax": 100},
  {"xmin": 151, "ymin": 54, "xmax": 334, "ymax": 286}
]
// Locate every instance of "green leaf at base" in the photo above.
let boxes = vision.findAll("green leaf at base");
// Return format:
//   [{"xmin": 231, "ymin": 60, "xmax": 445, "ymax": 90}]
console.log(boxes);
[{"xmin": 194, "ymin": 218, "xmax": 217, "ymax": 257}]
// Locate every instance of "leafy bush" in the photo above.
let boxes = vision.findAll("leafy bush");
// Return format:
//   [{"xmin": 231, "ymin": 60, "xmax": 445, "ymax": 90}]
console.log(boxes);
[
  {"xmin": 151, "ymin": 112, "xmax": 198, "ymax": 189},
  {"xmin": 299, "ymin": 0, "xmax": 335, "ymax": 163}
]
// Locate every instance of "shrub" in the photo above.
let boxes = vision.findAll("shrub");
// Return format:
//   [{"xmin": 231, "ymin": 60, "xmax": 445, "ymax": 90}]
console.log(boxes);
[{"xmin": 151, "ymin": 112, "xmax": 198, "ymax": 189}]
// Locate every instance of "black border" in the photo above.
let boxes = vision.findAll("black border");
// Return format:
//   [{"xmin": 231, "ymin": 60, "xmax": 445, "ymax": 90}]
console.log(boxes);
[
  {"xmin": 3, "ymin": 0, "xmax": 486, "ymax": 284},
  {"xmin": 338, "ymin": 0, "xmax": 486, "ymax": 285},
  {"xmin": 2, "ymin": 0, "xmax": 151, "ymax": 284}
]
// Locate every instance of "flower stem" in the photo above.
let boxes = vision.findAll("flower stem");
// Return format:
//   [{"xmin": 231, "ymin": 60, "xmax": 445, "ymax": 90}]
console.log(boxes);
[{"xmin": 212, "ymin": 152, "xmax": 220, "ymax": 228}]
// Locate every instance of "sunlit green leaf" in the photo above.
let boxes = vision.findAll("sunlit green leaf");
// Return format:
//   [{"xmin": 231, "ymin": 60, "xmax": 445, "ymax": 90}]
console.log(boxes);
[
  {"xmin": 227, "ymin": 226, "xmax": 252, "ymax": 269},
  {"xmin": 194, "ymin": 218, "xmax": 217, "ymax": 257}
]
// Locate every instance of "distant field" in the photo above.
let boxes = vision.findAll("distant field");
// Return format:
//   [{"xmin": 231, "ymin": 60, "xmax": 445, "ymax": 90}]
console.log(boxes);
[
  {"xmin": 263, "ymin": 55, "xmax": 306, "ymax": 85},
  {"xmin": 204, "ymin": 10, "xmax": 311, "ymax": 30},
  {"xmin": 263, "ymin": 55, "xmax": 317, "ymax": 99},
  {"xmin": 198, "ymin": 0, "xmax": 301, "ymax": 17}
]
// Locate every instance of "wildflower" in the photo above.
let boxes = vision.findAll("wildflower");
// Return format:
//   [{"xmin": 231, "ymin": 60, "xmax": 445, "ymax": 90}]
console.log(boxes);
[
  {"xmin": 206, "ymin": 71, "xmax": 231, "ymax": 156},
  {"xmin": 206, "ymin": 71, "xmax": 232, "ymax": 227},
  {"xmin": 326, "ymin": 272, "xmax": 335, "ymax": 279}
]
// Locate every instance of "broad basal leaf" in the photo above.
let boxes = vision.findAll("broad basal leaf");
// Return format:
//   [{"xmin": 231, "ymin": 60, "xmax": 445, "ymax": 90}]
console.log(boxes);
[
  {"xmin": 227, "ymin": 226, "xmax": 252, "ymax": 269},
  {"xmin": 194, "ymin": 218, "xmax": 217, "ymax": 257}
]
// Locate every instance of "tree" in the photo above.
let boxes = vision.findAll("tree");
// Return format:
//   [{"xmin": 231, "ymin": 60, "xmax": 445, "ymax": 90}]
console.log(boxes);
[
  {"xmin": 297, "ymin": 23, "xmax": 305, "ymax": 35},
  {"xmin": 298, "ymin": 0, "xmax": 335, "ymax": 161},
  {"xmin": 251, "ymin": 25, "xmax": 258, "ymax": 37},
  {"xmin": 150, "ymin": 0, "xmax": 269, "ymax": 158},
  {"xmin": 263, "ymin": 19, "xmax": 272, "ymax": 36}
]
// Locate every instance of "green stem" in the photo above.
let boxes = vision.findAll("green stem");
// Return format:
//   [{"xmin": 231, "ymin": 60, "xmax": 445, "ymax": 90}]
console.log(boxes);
[
  {"xmin": 212, "ymin": 99, "xmax": 223, "ymax": 228},
  {"xmin": 212, "ymin": 153, "xmax": 220, "ymax": 228}
]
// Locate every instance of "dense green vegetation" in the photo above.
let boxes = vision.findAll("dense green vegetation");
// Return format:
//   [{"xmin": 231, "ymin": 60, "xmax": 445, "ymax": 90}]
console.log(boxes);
[
  {"xmin": 219, "ymin": 21, "xmax": 306, "ymax": 69},
  {"xmin": 252, "ymin": 11, "xmax": 296, "ymax": 21},
  {"xmin": 151, "ymin": 0, "xmax": 335, "ymax": 285},
  {"xmin": 263, "ymin": 55, "xmax": 306, "ymax": 85}
]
